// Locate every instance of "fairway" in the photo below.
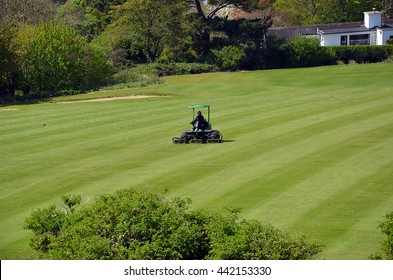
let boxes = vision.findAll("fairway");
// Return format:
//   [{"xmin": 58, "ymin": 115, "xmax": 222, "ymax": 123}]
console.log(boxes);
[{"xmin": 1, "ymin": 63, "xmax": 393, "ymax": 259}]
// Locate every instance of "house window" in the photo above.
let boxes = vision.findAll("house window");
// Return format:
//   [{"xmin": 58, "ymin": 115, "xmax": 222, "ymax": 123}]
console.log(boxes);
[
  {"xmin": 340, "ymin": 35, "xmax": 348, "ymax": 45},
  {"xmin": 349, "ymin": 34, "xmax": 369, "ymax": 45}
]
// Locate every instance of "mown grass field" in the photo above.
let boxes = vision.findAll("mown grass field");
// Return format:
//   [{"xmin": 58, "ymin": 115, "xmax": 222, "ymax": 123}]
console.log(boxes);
[{"xmin": 1, "ymin": 63, "xmax": 393, "ymax": 259}]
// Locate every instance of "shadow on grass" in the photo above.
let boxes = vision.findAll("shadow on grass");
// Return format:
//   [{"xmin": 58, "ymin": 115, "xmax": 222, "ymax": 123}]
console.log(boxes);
[
  {"xmin": 222, "ymin": 139, "xmax": 236, "ymax": 143},
  {"xmin": 0, "ymin": 97, "xmax": 50, "ymax": 106}
]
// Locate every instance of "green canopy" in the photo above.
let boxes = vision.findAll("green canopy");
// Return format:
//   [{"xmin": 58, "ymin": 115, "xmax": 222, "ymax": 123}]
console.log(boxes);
[{"xmin": 188, "ymin": 105, "xmax": 211, "ymax": 122}]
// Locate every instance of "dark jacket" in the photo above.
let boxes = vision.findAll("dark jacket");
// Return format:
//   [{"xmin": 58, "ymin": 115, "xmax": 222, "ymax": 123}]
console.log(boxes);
[{"xmin": 190, "ymin": 115, "xmax": 205, "ymax": 129}]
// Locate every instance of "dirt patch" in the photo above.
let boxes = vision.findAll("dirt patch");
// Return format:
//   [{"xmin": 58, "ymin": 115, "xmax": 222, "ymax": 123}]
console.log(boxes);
[
  {"xmin": 0, "ymin": 108, "xmax": 20, "ymax": 111},
  {"xmin": 57, "ymin": 95, "xmax": 159, "ymax": 104}
]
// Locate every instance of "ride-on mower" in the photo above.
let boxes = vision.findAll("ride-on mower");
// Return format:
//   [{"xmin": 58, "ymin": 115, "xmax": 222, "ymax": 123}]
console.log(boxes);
[{"xmin": 172, "ymin": 105, "xmax": 223, "ymax": 143}]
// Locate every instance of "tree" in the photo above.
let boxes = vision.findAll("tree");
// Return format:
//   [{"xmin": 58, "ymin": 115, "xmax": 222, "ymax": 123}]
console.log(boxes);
[
  {"xmin": 104, "ymin": 0, "xmax": 189, "ymax": 63},
  {"xmin": 370, "ymin": 211, "xmax": 393, "ymax": 259},
  {"xmin": 0, "ymin": 0, "xmax": 59, "ymax": 24},
  {"xmin": 0, "ymin": 23, "xmax": 18, "ymax": 100},
  {"xmin": 55, "ymin": 0, "xmax": 88, "ymax": 35},
  {"xmin": 327, "ymin": 0, "xmax": 382, "ymax": 22},
  {"xmin": 211, "ymin": 17, "xmax": 271, "ymax": 69},
  {"xmin": 382, "ymin": 0, "xmax": 393, "ymax": 19},
  {"xmin": 15, "ymin": 22, "xmax": 85, "ymax": 94},
  {"xmin": 24, "ymin": 188, "xmax": 323, "ymax": 260},
  {"xmin": 14, "ymin": 22, "xmax": 113, "ymax": 95},
  {"xmin": 189, "ymin": 0, "xmax": 265, "ymax": 55},
  {"xmin": 273, "ymin": 0, "xmax": 382, "ymax": 25},
  {"xmin": 55, "ymin": 0, "xmax": 126, "ymax": 38}
]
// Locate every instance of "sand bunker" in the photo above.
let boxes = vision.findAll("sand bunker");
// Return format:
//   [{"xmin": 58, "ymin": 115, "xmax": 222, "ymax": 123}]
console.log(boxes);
[{"xmin": 57, "ymin": 95, "xmax": 157, "ymax": 104}]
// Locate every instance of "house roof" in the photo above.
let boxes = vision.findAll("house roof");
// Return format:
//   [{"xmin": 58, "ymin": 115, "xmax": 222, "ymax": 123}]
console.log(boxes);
[
  {"xmin": 318, "ymin": 27, "xmax": 371, "ymax": 35},
  {"xmin": 318, "ymin": 22, "xmax": 393, "ymax": 34},
  {"xmin": 267, "ymin": 20, "xmax": 393, "ymax": 39}
]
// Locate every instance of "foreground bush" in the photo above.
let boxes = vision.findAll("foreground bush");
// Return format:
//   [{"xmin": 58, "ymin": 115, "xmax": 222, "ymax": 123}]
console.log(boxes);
[
  {"xmin": 370, "ymin": 211, "xmax": 393, "ymax": 260},
  {"xmin": 24, "ymin": 188, "xmax": 323, "ymax": 260}
]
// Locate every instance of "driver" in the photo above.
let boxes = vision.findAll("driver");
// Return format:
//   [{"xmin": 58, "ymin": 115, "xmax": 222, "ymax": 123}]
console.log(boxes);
[{"xmin": 190, "ymin": 111, "xmax": 205, "ymax": 131}]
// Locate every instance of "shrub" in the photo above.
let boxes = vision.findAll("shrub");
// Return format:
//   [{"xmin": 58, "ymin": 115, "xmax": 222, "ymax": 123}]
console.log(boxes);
[
  {"xmin": 289, "ymin": 37, "xmax": 336, "ymax": 67},
  {"xmin": 117, "ymin": 63, "xmax": 217, "ymax": 80},
  {"xmin": 24, "ymin": 188, "xmax": 323, "ymax": 260},
  {"xmin": 24, "ymin": 205, "xmax": 66, "ymax": 252},
  {"xmin": 331, "ymin": 45, "xmax": 393, "ymax": 64},
  {"xmin": 112, "ymin": 66, "xmax": 160, "ymax": 84},
  {"xmin": 206, "ymin": 213, "xmax": 322, "ymax": 260},
  {"xmin": 370, "ymin": 211, "xmax": 393, "ymax": 260},
  {"xmin": 153, "ymin": 62, "xmax": 218, "ymax": 76},
  {"xmin": 211, "ymin": 46, "xmax": 247, "ymax": 71}
]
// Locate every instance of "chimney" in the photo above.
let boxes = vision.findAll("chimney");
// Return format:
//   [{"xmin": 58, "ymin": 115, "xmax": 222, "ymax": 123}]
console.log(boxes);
[{"xmin": 364, "ymin": 9, "xmax": 383, "ymax": 28}]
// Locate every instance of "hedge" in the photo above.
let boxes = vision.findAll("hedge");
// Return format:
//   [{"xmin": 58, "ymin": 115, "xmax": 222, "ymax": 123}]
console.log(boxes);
[{"xmin": 329, "ymin": 45, "xmax": 393, "ymax": 64}]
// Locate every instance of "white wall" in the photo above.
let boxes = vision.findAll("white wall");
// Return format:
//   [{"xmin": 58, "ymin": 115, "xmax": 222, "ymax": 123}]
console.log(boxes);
[
  {"xmin": 320, "ymin": 34, "xmax": 341, "ymax": 46},
  {"xmin": 320, "ymin": 32, "xmax": 382, "ymax": 46},
  {"xmin": 377, "ymin": 29, "xmax": 393, "ymax": 45},
  {"xmin": 364, "ymin": 11, "xmax": 382, "ymax": 28}
]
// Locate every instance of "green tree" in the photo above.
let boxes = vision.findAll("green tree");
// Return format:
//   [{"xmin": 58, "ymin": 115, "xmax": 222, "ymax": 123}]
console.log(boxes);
[
  {"xmin": 24, "ymin": 205, "xmax": 66, "ymax": 252},
  {"xmin": 56, "ymin": 0, "xmax": 126, "ymax": 37},
  {"xmin": 15, "ymin": 22, "xmax": 113, "ymax": 95},
  {"xmin": 324, "ymin": 0, "xmax": 382, "ymax": 22},
  {"xmin": 273, "ymin": 0, "xmax": 382, "ymax": 25},
  {"xmin": 15, "ymin": 22, "xmax": 85, "ymax": 94},
  {"xmin": 212, "ymin": 17, "xmax": 271, "ymax": 69},
  {"xmin": 190, "ymin": 0, "xmax": 265, "ymax": 55},
  {"xmin": 24, "ymin": 188, "xmax": 323, "ymax": 260},
  {"xmin": 0, "ymin": 22, "xmax": 18, "ymax": 100},
  {"xmin": 383, "ymin": 0, "xmax": 393, "ymax": 19},
  {"xmin": 104, "ymin": 0, "xmax": 189, "ymax": 63},
  {"xmin": 370, "ymin": 211, "xmax": 393, "ymax": 259}
]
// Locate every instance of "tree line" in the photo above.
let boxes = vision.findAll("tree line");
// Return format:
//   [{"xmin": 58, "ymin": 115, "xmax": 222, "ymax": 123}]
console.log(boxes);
[{"xmin": 1, "ymin": 0, "xmax": 392, "ymax": 100}]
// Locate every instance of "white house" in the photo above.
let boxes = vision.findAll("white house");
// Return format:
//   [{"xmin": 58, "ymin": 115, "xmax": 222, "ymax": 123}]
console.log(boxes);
[{"xmin": 318, "ymin": 10, "xmax": 393, "ymax": 46}]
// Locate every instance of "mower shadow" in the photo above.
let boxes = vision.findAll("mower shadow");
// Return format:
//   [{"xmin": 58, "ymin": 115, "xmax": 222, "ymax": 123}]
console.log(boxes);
[{"xmin": 222, "ymin": 139, "xmax": 236, "ymax": 143}]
